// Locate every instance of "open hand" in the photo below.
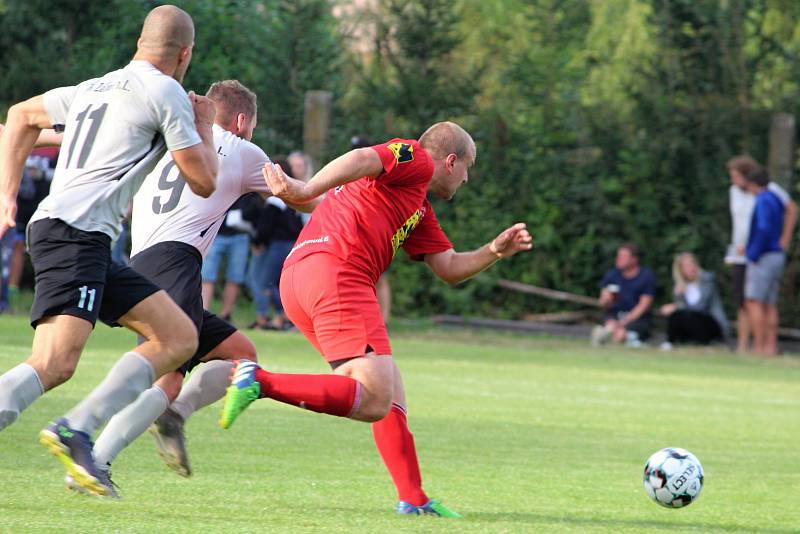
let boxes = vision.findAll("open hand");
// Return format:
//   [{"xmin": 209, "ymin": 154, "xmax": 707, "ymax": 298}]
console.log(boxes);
[
  {"xmin": 263, "ymin": 162, "xmax": 313, "ymax": 204},
  {"xmin": 491, "ymin": 222, "xmax": 532, "ymax": 258}
]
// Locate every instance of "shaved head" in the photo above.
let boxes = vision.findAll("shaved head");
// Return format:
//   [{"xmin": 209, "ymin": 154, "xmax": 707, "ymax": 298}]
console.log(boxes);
[
  {"xmin": 418, "ymin": 121, "xmax": 475, "ymax": 161},
  {"xmin": 422, "ymin": 121, "xmax": 477, "ymax": 200},
  {"xmin": 138, "ymin": 5, "xmax": 194, "ymax": 55}
]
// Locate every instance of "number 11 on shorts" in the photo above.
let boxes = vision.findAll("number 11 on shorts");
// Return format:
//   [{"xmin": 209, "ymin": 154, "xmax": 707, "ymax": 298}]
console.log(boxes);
[{"xmin": 78, "ymin": 285, "xmax": 96, "ymax": 312}]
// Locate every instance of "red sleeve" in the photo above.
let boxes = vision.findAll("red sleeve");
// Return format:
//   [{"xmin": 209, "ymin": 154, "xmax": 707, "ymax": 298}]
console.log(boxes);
[
  {"xmin": 402, "ymin": 201, "xmax": 453, "ymax": 261},
  {"xmin": 370, "ymin": 139, "xmax": 431, "ymax": 187}
]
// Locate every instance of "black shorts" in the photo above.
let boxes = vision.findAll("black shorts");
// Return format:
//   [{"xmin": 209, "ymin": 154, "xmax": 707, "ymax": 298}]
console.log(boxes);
[
  {"xmin": 28, "ymin": 218, "xmax": 160, "ymax": 328},
  {"xmin": 130, "ymin": 241, "xmax": 237, "ymax": 375},
  {"xmin": 731, "ymin": 263, "xmax": 746, "ymax": 308}
]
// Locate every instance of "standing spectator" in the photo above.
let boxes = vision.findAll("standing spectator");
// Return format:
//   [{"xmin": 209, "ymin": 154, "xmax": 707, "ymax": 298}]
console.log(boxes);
[
  {"xmin": 201, "ymin": 196, "xmax": 252, "ymax": 321},
  {"xmin": 725, "ymin": 155, "xmax": 796, "ymax": 352},
  {"xmin": 248, "ymin": 196, "xmax": 303, "ymax": 330},
  {"xmin": 287, "ymin": 150, "xmax": 314, "ymax": 182},
  {"xmin": 740, "ymin": 165, "xmax": 786, "ymax": 355},
  {"xmin": 3, "ymin": 153, "xmax": 52, "ymax": 312},
  {"xmin": 659, "ymin": 252, "xmax": 729, "ymax": 349},
  {"xmin": 247, "ymin": 159, "xmax": 285, "ymax": 330},
  {"xmin": 247, "ymin": 158, "xmax": 303, "ymax": 330},
  {"xmin": 592, "ymin": 243, "xmax": 657, "ymax": 346}
]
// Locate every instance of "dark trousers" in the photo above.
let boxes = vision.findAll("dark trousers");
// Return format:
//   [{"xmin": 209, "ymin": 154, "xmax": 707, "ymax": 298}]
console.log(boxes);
[{"xmin": 667, "ymin": 310, "xmax": 722, "ymax": 344}]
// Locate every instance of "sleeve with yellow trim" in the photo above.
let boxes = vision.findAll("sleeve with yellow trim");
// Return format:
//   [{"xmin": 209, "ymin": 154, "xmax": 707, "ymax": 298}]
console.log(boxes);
[
  {"xmin": 370, "ymin": 138, "xmax": 430, "ymax": 186},
  {"xmin": 402, "ymin": 200, "xmax": 453, "ymax": 261}
]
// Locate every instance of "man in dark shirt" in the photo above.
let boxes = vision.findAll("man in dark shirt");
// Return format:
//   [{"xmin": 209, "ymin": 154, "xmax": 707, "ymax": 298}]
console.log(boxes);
[{"xmin": 593, "ymin": 243, "xmax": 657, "ymax": 346}]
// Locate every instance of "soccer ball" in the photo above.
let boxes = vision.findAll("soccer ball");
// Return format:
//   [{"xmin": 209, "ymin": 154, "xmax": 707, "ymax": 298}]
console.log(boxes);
[{"xmin": 643, "ymin": 447, "xmax": 704, "ymax": 508}]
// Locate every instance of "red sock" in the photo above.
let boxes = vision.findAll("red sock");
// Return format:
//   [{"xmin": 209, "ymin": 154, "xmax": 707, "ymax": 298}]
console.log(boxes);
[
  {"xmin": 372, "ymin": 403, "xmax": 428, "ymax": 506},
  {"xmin": 254, "ymin": 369, "xmax": 361, "ymax": 417}
]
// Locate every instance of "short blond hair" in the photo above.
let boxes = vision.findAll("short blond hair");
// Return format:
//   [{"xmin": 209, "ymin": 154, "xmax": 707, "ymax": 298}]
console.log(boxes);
[
  {"xmin": 206, "ymin": 80, "xmax": 257, "ymax": 125},
  {"xmin": 418, "ymin": 121, "xmax": 475, "ymax": 159}
]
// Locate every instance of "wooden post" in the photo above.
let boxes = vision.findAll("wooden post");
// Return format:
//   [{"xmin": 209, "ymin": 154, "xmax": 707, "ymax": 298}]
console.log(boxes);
[
  {"xmin": 303, "ymin": 91, "xmax": 332, "ymax": 171},
  {"xmin": 767, "ymin": 112, "xmax": 795, "ymax": 189}
]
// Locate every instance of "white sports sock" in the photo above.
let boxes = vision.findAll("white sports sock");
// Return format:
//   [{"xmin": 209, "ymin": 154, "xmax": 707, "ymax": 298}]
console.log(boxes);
[
  {"xmin": 170, "ymin": 360, "xmax": 234, "ymax": 421},
  {"xmin": 0, "ymin": 363, "xmax": 44, "ymax": 431},
  {"xmin": 94, "ymin": 385, "xmax": 169, "ymax": 466},
  {"xmin": 66, "ymin": 352, "xmax": 154, "ymax": 435}
]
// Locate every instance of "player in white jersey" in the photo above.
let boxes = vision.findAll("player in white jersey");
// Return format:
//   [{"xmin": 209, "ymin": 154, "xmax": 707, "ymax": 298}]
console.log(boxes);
[
  {"xmin": 0, "ymin": 5, "xmax": 220, "ymax": 496},
  {"xmin": 74, "ymin": 80, "xmax": 292, "ymax": 492}
]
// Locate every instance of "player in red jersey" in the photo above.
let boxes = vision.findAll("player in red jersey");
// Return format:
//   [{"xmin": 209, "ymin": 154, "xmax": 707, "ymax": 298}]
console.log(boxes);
[{"xmin": 220, "ymin": 121, "xmax": 532, "ymax": 517}]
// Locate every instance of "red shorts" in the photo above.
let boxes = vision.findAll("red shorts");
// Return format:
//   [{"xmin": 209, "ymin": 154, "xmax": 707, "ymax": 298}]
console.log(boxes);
[{"xmin": 280, "ymin": 253, "xmax": 392, "ymax": 362}]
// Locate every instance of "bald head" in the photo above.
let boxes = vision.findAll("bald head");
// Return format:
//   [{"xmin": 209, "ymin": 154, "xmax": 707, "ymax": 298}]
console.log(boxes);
[
  {"xmin": 418, "ymin": 121, "xmax": 475, "ymax": 160},
  {"xmin": 138, "ymin": 5, "xmax": 194, "ymax": 55},
  {"xmin": 422, "ymin": 121, "xmax": 477, "ymax": 200}
]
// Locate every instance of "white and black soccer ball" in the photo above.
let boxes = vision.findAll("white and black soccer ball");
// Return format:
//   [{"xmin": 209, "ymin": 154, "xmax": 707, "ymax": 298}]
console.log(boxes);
[{"xmin": 643, "ymin": 447, "xmax": 704, "ymax": 508}]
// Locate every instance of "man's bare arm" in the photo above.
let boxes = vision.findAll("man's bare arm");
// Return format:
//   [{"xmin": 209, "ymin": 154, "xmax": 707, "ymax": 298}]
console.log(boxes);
[
  {"xmin": 35, "ymin": 129, "xmax": 63, "ymax": 147},
  {"xmin": 620, "ymin": 295, "xmax": 654, "ymax": 326},
  {"xmin": 0, "ymin": 95, "xmax": 52, "ymax": 236},
  {"xmin": 264, "ymin": 148, "xmax": 383, "ymax": 205},
  {"xmin": 425, "ymin": 223, "xmax": 532, "ymax": 285},
  {"xmin": 172, "ymin": 92, "xmax": 218, "ymax": 198}
]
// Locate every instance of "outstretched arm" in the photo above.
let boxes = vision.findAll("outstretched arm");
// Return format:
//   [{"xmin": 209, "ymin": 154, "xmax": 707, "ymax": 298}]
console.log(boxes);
[
  {"xmin": 0, "ymin": 95, "xmax": 52, "ymax": 237},
  {"xmin": 264, "ymin": 148, "xmax": 382, "ymax": 205},
  {"xmin": 424, "ymin": 223, "xmax": 532, "ymax": 285}
]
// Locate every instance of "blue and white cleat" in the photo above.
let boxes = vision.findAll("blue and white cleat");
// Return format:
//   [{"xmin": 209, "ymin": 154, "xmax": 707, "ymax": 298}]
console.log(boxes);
[
  {"xmin": 219, "ymin": 360, "xmax": 261, "ymax": 429},
  {"xmin": 396, "ymin": 499, "xmax": 462, "ymax": 518},
  {"xmin": 39, "ymin": 418, "xmax": 109, "ymax": 496}
]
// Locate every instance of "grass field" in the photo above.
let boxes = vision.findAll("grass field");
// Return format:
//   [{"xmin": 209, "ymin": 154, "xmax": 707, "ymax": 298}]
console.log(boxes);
[{"xmin": 0, "ymin": 314, "xmax": 798, "ymax": 533}]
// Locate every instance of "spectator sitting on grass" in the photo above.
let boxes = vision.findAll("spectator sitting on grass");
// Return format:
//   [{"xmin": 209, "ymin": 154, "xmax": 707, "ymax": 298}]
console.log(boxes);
[
  {"xmin": 592, "ymin": 243, "xmax": 656, "ymax": 347},
  {"xmin": 659, "ymin": 252, "xmax": 729, "ymax": 350}
]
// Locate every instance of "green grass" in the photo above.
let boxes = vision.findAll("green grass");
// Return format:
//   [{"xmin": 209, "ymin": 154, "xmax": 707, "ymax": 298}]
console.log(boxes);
[{"xmin": 0, "ymin": 314, "xmax": 798, "ymax": 533}]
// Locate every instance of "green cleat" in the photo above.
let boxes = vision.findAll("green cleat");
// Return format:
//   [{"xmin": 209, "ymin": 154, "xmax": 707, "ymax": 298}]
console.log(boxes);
[
  {"xmin": 219, "ymin": 360, "xmax": 261, "ymax": 429},
  {"xmin": 396, "ymin": 499, "xmax": 462, "ymax": 518}
]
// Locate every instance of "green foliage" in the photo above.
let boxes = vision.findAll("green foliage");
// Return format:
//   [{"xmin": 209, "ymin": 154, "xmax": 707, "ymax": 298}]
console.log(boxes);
[{"xmin": 4, "ymin": 1, "xmax": 800, "ymax": 323}]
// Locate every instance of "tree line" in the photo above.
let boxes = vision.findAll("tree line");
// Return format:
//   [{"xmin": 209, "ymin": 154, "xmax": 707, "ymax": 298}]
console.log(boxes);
[{"xmin": 2, "ymin": 0, "xmax": 800, "ymax": 323}]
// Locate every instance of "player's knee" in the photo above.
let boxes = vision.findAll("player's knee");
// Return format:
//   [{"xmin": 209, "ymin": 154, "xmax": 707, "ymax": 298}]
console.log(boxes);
[
  {"xmin": 28, "ymin": 350, "xmax": 80, "ymax": 389},
  {"xmin": 164, "ymin": 320, "xmax": 199, "ymax": 360},
  {"xmin": 237, "ymin": 337, "xmax": 258, "ymax": 363},
  {"xmin": 45, "ymin": 357, "xmax": 79, "ymax": 388},
  {"xmin": 356, "ymin": 387, "xmax": 393, "ymax": 422}
]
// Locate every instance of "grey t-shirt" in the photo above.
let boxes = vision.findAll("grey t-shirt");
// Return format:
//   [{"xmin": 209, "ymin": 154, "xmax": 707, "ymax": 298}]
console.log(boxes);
[
  {"xmin": 130, "ymin": 124, "xmax": 271, "ymax": 257},
  {"xmin": 31, "ymin": 60, "xmax": 202, "ymax": 239}
]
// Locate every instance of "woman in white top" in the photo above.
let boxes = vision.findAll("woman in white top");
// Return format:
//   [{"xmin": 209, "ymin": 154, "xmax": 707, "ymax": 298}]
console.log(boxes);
[{"xmin": 660, "ymin": 253, "xmax": 730, "ymax": 347}]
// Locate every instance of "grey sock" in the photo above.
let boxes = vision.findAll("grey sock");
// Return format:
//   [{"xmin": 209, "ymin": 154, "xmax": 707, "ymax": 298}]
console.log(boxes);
[
  {"xmin": 170, "ymin": 360, "xmax": 234, "ymax": 421},
  {"xmin": 66, "ymin": 352, "xmax": 154, "ymax": 435},
  {"xmin": 94, "ymin": 385, "xmax": 169, "ymax": 466},
  {"xmin": 0, "ymin": 363, "xmax": 44, "ymax": 431}
]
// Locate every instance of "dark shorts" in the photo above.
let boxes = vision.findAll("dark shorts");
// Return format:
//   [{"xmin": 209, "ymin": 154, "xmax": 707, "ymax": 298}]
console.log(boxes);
[
  {"xmin": 731, "ymin": 263, "xmax": 746, "ymax": 309},
  {"xmin": 130, "ymin": 241, "xmax": 237, "ymax": 375},
  {"xmin": 28, "ymin": 218, "xmax": 160, "ymax": 328}
]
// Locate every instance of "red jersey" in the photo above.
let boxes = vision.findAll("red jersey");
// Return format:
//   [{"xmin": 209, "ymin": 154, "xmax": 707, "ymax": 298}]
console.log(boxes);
[{"xmin": 284, "ymin": 138, "xmax": 453, "ymax": 283}]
